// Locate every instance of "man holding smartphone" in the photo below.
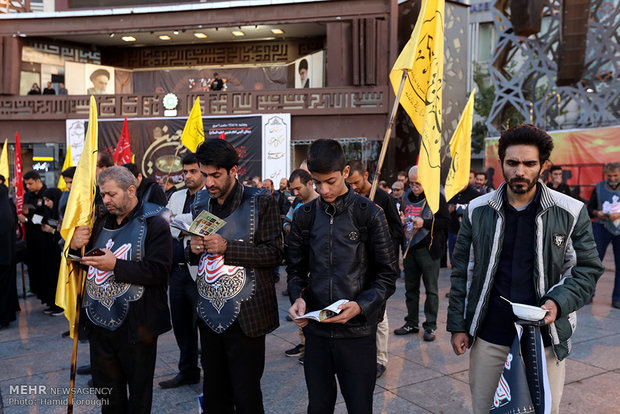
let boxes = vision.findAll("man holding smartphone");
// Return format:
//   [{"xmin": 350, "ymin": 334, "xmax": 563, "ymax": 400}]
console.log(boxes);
[{"xmin": 70, "ymin": 166, "xmax": 172, "ymax": 413}]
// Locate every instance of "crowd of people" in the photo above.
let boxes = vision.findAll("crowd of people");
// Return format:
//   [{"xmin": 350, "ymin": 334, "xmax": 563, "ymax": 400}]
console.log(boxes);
[{"xmin": 0, "ymin": 124, "xmax": 618, "ymax": 414}]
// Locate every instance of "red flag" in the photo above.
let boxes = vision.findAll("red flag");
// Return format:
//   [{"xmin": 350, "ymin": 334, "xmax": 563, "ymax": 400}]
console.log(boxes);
[
  {"xmin": 14, "ymin": 131, "xmax": 24, "ymax": 236},
  {"xmin": 219, "ymin": 132, "xmax": 226, "ymax": 140},
  {"xmin": 113, "ymin": 117, "xmax": 132, "ymax": 165}
]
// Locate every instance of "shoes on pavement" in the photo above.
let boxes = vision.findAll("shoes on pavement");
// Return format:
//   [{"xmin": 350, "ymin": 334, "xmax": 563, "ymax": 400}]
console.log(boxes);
[
  {"xmin": 298, "ymin": 356, "xmax": 304, "ymax": 365},
  {"xmin": 159, "ymin": 373, "xmax": 200, "ymax": 389},
  {"xmin": 376, "ymin": 363, "xmax": 386, "ymax": 379},
  {"xmin": 282, "ymin": 290, "xmax": 289, "ymax": 296},
  {"xmin": 285, "ymin": 344, "xmax": 304, "ymax": 357},
  {"xmin": 394, "ymin": 324, "xmax": 419, "ymax": 335},
  {"xmin": 42, "ymin": 307, "xmax": 54, "ymax": 314},
  {"xmin": 423, "ymin": 329, "xmax": 436, "ymax": 342},
  {"xmin": 76, "ymin": 365, "xmax": 91, "ymax": 375},
  {"xmin": 50, "ymin": 307, "xmax": 64, "ymax": 316},
  {"xmin": 87, "ymin": 379, "xmax": 93, "ymax": 387},
  {"xmin": 61, "ymin": 330, "xmax": 70, "ymax": 338},
  {"xmin": 612, "ymin": 300, "xmax": 620, "ymax": 309}
]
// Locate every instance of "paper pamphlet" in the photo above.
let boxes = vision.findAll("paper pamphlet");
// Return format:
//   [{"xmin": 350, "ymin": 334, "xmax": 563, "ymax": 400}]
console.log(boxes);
[
  {"xmin": 170, "ymin": 211, "xmax": 226, "ymax": 237},
  {"xmin": 295, "ymin": 299, "xmax": 350, "ymax": 322}
]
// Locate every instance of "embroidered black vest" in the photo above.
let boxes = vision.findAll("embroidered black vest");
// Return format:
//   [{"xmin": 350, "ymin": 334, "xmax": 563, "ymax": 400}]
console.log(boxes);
[
  {"xmin": 84, "ymin": 202, "xmax": 164, "ymax": 330},
  {"xmin": 191, "ymin": 186, "xmax": 261, "ymax": 333}
]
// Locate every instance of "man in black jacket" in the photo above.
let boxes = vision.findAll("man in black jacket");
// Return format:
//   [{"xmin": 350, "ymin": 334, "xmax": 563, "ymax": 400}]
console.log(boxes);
[
  {"xmin": 394, "ymin": 166, "xmax": 449, "ymax": 342},
  {"xmin": 346, "ymin": 159, "xmax": 403, "ymax": 378},
  {"xmin": 287, "ymin": 139, "xmax": 398, "ymax": 414},
  {"xmin": 70, "ymin": 166, "xmax": 172, "ymax": 413}
]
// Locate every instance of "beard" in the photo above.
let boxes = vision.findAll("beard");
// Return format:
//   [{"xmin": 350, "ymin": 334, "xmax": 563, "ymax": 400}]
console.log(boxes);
[{"xmin": 507, "ymin": 177, "xmax": 537, "ymax": 194}]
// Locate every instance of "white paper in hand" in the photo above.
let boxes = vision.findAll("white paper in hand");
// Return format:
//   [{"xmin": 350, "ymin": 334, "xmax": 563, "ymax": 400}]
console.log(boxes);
[{"xmin": 295, "ymin": 299, "xmax": 350, "ymax": 322}]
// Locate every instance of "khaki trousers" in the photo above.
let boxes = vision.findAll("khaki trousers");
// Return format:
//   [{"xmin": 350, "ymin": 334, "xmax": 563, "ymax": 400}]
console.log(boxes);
[
  {"xmin": 376, "ymin": 310, "xmax": 389, "ymax": 366},
  {"xmin": 469, "ymin": 337, "xmax": 565, "ymax": 414}
]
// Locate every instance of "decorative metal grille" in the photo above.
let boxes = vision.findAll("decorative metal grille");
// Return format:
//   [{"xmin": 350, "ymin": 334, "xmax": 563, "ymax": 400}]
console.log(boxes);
[{"xmin": 488, "ymin": 0, "xmax": 619, "ymax": 133}]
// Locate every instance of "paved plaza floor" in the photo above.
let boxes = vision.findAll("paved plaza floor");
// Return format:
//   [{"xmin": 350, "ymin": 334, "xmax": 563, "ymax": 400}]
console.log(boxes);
[{"xmin": 1, "ymin": 250, "xmax": 619, "ymax": 413}]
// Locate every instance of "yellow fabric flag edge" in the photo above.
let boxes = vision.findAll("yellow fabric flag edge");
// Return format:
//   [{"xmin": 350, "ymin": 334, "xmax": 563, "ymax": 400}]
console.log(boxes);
[
  {"xmin": 444, "ymin": 89, "xmax": 476, "ymax": 202},
  {"xmin": 180, "ymin": 97, "xmax": 205, "ymax": 153}
]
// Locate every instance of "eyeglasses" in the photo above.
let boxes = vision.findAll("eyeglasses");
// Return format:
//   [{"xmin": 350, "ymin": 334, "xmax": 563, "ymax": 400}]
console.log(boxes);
[{"xmin": 409, "ymin": 181, "xmax": 421, "ymax": 187}]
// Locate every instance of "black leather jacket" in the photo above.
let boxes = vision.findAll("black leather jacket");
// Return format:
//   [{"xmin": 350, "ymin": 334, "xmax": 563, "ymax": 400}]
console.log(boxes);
[{"xmin": 287, "ymin": 186, "xmax": 398, "ymax": 338}]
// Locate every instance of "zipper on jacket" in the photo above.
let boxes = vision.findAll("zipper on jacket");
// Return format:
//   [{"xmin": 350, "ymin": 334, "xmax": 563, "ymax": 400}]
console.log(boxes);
[{"xmin": 327, "ymin": 209, "xmax": 334, "ymax": 338}]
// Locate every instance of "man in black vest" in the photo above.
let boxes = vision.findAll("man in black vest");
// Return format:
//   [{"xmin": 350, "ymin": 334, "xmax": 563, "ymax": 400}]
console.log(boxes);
[
  {"xmin": 70, "ymin": 166, "xmax": 172, "ymax": 413},
  {"xmin": 287, "ymin": 139, "xmax": 398, "ymax": 414},
  {"xmin": 189, "ymin": 139, "xmax": 282, "ymax": 413}
]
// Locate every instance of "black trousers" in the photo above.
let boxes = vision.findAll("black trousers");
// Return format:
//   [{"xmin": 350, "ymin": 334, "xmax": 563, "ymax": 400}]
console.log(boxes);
[
  {"xmin": 169, "ymin": 264, "xmax": 200, "ymax": 379},
  {"xmin": 198, "ymin": 320, "xmax": 266, "ymax": 414},
  {"xmin": 304, "ymin": 331, "xmax": 376, "ymax": 414},
  {"xmin": 89, "ymin": 323, "xmax": 158, "ymax": 414}
]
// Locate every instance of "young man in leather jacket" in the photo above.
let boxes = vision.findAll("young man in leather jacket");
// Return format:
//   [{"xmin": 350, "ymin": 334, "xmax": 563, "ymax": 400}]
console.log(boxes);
[{"xmin": 287, "ymin": 139, "xmax": 398, "ymax": 414}]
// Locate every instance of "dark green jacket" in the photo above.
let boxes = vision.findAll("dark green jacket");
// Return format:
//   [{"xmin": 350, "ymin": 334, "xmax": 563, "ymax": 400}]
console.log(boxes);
[{"xmin": 447, "ymin": 182, "xmax": 603, "ymax": 360}]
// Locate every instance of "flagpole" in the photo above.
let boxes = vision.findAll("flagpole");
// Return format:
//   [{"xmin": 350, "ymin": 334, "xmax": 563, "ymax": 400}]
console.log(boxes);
[
  {"xmin": 369, "ymin": 69, "xmax": 408, "ymax": 201},
  {"xmin": 67, "ymin": 253, "xmax": 86, "ymax": 414},
  {"xmin": 163, "ymin": 142, "xmax": 182, "ymax": 189}
]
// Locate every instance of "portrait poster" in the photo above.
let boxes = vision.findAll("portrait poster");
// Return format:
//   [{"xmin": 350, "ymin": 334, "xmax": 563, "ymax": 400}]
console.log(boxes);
[{"xmin": 294, "ymin": 50, "xmax": 324, "ymax": 89}]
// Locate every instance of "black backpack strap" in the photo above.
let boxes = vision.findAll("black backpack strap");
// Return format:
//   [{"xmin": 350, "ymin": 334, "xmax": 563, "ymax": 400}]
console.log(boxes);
[
  {"xmin": 298, "ymin": 198, "xmax": 317, "ymax": 246},
  {"xmin": 353, "ymin": 196, "xmax": 371, "ymax": 242}
]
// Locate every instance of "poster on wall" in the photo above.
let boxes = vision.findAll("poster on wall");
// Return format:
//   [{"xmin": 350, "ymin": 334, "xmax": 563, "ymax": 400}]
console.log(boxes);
[
  {"xmin": 294, "ymin": 50, "xmax": 324, "ymax": 89},
  {"xmin": 64, "ymin": 62, "xmax": 115, "ymax": 95},
  {"xmin": 66, "ymin": 114, "xmax": 291, "ymax": 188}
]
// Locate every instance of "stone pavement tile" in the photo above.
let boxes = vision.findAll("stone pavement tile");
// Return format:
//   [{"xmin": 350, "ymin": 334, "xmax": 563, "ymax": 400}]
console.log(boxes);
[
  {"xmin": 390, "ymin": 335, "xmax": 470, "ymax": 375},
  {"xmin": 564, "ymin": 359, "xmax": 606, "ymax": 384},
  {"xmin": 566, "ymin": 334, "xmax": 620, "ymax": 371},
  {"xmin": 334, "ymin": 390, "xmax": 432, "ymax": 414},
  {"xmin": 152, "ymin": 382, "xmax": 201, "ymax": 411},
  {"xmin": 449, "ymin": 369, "xmax": 469, "ymax": 384},
  {"xmin": 560, "ymin": 371, "xmax": 620, "ymax": 412},
  {"xmin": 391, "ymin": 375, "xmax": 472, "ymax": 413},
  {"xmin": 375, "ymin": 355, "xmax": 444, "ymax": 390}
]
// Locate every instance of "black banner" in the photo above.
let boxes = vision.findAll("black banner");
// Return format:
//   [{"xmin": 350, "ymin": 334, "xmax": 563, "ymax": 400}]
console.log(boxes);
[{"xmin": 97, "ymin": 116, "xmax": 263, "ymax": 186}]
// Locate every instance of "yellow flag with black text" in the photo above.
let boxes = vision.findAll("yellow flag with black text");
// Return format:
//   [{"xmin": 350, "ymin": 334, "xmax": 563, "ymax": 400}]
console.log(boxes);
[
  {"xmin": 444, "ymin": 89, "xmax": 475, "ymax": 202},
  {"xmin": 56, "ymin": 96, "xmax": 98, "ymax": 337},
  {"xmin": 389, "ymin": 0, "xmax": 444, "ymax": 213},
  {"xmin": 180, "ymin": 97, "xmax": 205, "ymax": 152},
  {"xmin": 57, "ymin": 145, "xmax": 73, "ymax": 192},
  {"xmin": 0, "ymin": 139, "xmax": 8, "ymax": 183}
]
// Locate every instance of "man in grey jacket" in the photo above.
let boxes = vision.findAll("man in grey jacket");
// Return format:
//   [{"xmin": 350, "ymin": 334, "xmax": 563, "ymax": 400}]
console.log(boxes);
[{"xmin": 447, "ymin": 124, "xmax": 603, "ymax": 414}]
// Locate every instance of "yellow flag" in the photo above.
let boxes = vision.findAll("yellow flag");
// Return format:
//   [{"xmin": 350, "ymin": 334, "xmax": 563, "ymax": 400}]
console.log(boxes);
[
  {"xmin": 180, "ymin": 97, "xmax": 204, "ymax": 152},
  {"xmin": 389, "ymin": 0, "xmax": 444, "ymax": 213},
  {"xmin": 0, "ymin": 139, "xmax": 8, "ymax": 182},
  {"xmin": 57, "ymin": 145, "xmax": 73, "ymax": 192},
  {"xmin": 444, "ymin": 89, "xmax": 475, "ymax": 202},
  {"xmin": 56, "ymin": 96, "xmax": 98, "ymax": 337}
]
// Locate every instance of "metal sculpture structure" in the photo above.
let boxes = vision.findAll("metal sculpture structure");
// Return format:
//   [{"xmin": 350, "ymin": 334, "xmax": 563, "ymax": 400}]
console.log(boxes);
[{"xmin": 487, "ymin": 0, "xmax": 619, "ymax": 133}]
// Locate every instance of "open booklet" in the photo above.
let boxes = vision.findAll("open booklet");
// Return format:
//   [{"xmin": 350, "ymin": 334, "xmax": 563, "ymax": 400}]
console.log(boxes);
[
  {"xmin": 169, "ymin": 210, "xmax": 227, "ymax": 237},
  {"xmin": 295, "ymin": 299, "xmax": 349, "ymax": 322}
]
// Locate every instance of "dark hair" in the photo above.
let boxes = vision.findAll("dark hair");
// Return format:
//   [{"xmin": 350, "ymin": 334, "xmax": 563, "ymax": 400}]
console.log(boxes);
[
  {"xmin": 0, "ymin": 175, "xmax": 5, "ymax": 183},
  {"xmin": 604, "ymin": 162, "xmax": 620, "ymax": 172},
  {"xmin": 24, "ymin": 170, "xmax": 41, "ymax": 181},
  {"xmin": 89, "ymin": 69, "xmax": 110, "ymax": 82},
  {"xmin": 476, "ymin": 172, "xmax": 487, "ymax": 179},
  {"xmin": 97, "ymin": 152, "xmax": 114, "ymax": 168},
  {"xmin": 289, "ymin": 169, "xmax": 312, "ymax": 185},
  {"xmin": 181, "ymin": 153, "xmax": 199, "ymax": 166},
  {"xmin": 347, "ymin": 160, "xmax": 367, "ymax": 175},
  {"xmin": 61, "ymin": 166, "xmax": 76, "ymax": 179},
  {"xmin": 470, "ymin": 169, "xmax": 477, "ymax": 175},
  {"xmin": 498, "ymin": 124, "xmax": 554, "ymax": 164},
  {"xmin": 307, "ymin": 139, "xmax": 346, "ymax": 174},
  {"xmin": 121, "ymin": 163, "xmax": 140, "ymax": 179},
  {"xmin": 299, "ymin": 58, "xmax": 308, "ymax": 72},
  {"xmin": 549, "ymin": 165, "xmax": 563, "ymax": 174},
  {"xmin": 397, "ymin": 170, "xmax": 407, "ymax": 178},
  {"xmin": 213, "ymin": 72, "xmax": 219, "ymax": 77},
  {"xmin": 195, "ymin": 139, "xmax": 238, "ymax": 171}
]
